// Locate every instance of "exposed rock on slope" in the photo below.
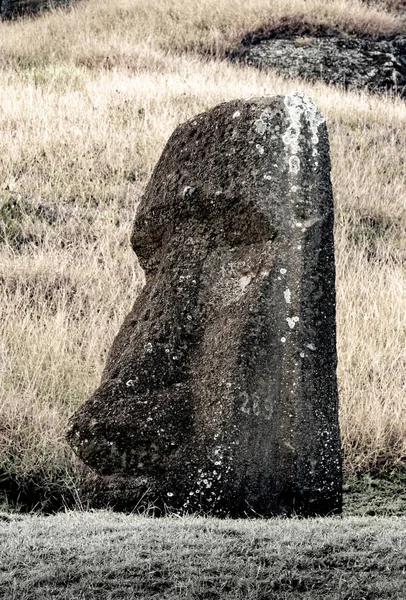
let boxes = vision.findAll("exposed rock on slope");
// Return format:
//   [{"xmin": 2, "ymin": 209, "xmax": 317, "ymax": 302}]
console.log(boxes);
[
  {"xmin": 0, "ymin": 0, "xmax": 73, "ymax": 19},
  {"xmin": 229, "ymin": 27, "xmax": 406, "ymax": 98}
]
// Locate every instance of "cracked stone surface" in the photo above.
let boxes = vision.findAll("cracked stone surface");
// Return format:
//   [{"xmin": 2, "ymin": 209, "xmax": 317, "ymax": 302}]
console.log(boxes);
[{"xmin": 67, "ymin": 94, "xmax": 342, "ymax": 517}]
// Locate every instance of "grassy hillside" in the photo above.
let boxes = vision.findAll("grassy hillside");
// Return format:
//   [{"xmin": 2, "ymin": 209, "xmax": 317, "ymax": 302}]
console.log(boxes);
[
  {"xmin": 0, "ymin": 0, "xmax": 405, "ymax": 67},
  {"xmin": 0, "ymin": 0, "xmax": 405, "ymax": 511}
]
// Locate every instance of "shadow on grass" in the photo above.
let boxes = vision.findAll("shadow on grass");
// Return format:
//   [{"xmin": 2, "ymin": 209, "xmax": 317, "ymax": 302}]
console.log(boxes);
[{"xmin": 2, "ymin": 468, "xmax": 406, "ymax": 518}]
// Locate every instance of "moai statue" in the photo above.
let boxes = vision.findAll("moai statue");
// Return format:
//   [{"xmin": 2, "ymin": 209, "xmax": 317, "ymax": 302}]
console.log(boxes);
[{"xmin": 67, "ymin": 93, "xmax": 342, "ymax": 517}]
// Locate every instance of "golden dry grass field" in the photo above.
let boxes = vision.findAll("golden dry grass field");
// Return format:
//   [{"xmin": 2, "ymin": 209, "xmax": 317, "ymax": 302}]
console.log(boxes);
[{"xmin": 0, "ymin": 0, "xmax": 405, "ymax": 510}]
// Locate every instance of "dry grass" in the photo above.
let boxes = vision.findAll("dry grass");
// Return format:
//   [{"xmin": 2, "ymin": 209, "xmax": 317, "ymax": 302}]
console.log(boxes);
[
  {"xmin": 0, "ymin": 0, "xmax": 404, "ymax": 70},
  {"xmin": 0, "ymin": 0, "xmax": 405, "ymax": 508},
  {"xmin": 376, "ymin": 0, "xmax": 406, "ymax": 10}
]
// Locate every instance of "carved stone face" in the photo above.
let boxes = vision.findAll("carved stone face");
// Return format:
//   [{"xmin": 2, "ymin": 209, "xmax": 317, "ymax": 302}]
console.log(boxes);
[{"xmin": 67, "ymin": 95, "xmax": 342, "ymax": 517}]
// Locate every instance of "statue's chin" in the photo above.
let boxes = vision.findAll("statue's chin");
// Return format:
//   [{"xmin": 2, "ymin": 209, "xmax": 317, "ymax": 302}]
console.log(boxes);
[{"xmin": 77, "ymin": 471, "xmax": 162, "ymax": 512}]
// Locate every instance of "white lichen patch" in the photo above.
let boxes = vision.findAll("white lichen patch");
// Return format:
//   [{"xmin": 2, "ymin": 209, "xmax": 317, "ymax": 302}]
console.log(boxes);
[
  {"xmin": 256, "ymin": 144, "xmax": 265, "ymax": 155},
  {"xmin": 240, "ymin": 394, "xmax": 250, "ymax": 414},
  {"xmin": 253, "ymin": 107, "xmax": 273, "ymax": 136},
  {"xmin": 232, "ymin": 110, "xmax": 241, "ymax": 119},
  {"xmin": 302, "ymin": 216, "xmax": 321, "ymax": 229},
  {"xmin": 286, "ymin": 316, "xmax": 299, "ymax": 329},
  {"xmin": 254, "ymin": 119, "xmax": 266, "ymax": 136},
  {"xmin": 239, "ymin": 275, "xmax": 252, "ymax": 291},
  {"xmin": 289, "ymin": 155, "xmax": 300, "ymax": 174},
  {"xmin": 304, "ymin": 98, "xmax": 325, "ymax": 157},
  {"xmin": 282, "ymin": 92, "xmax": 325, "ymax": 173},
  {"xmin": 182, "ymin": 186, "xmax": 195, "ymax": 199},
  {"xmin": 284, "ymin": 289, "xmax": 291, "ymax": 304},
  {"xmin": 211, "ymin": 256, "xmax": 261, "ymax": 307},
  {"xmin": 252, "ymin": 395, "xmax": 260, "ymax": 416},
  {"xmin": 306, "ymin": 343, "xmax": 317, "ymax": 351}
]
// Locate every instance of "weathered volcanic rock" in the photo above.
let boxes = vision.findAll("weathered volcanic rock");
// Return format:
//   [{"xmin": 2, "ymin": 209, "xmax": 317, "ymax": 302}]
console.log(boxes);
[
  {"xmin": 0, "ymin": 0, "xmax": 74, "ymax": 20},
  {"xmin": 67, "ymin": 94, "xmax": 342, "ymax": 517},
  {"xmin": 230, "ymin": 34, "xmax": 406, "ymax": 97}
]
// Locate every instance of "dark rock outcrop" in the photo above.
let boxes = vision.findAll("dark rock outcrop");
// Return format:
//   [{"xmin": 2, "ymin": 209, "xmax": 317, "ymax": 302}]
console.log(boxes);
[
  {"xmin": 229, "ymin": 30, "xmax": 406, "ymax": 98},
  {"xmin": 0, "ymin": 0, "xmax": 73, "ymax": 20},
  {"xmin": 67, "ymin": 94, "xmax": 342, "ymax": 517}
]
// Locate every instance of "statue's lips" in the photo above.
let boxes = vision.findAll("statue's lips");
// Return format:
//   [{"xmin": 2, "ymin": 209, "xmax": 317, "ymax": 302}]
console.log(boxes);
[{"xmin": 68, "ymin": 425, "xmax": 178, "ymax": 476}]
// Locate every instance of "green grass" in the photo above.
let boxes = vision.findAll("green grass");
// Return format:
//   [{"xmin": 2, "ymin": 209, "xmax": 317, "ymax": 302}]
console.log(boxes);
[
  {"xmin": 343, "ymin": 472, "xmax": 406, "ymax": 517},
  {"xmin": 1, "ymin": 511, "xmax": 406, "ymax": 599}
]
